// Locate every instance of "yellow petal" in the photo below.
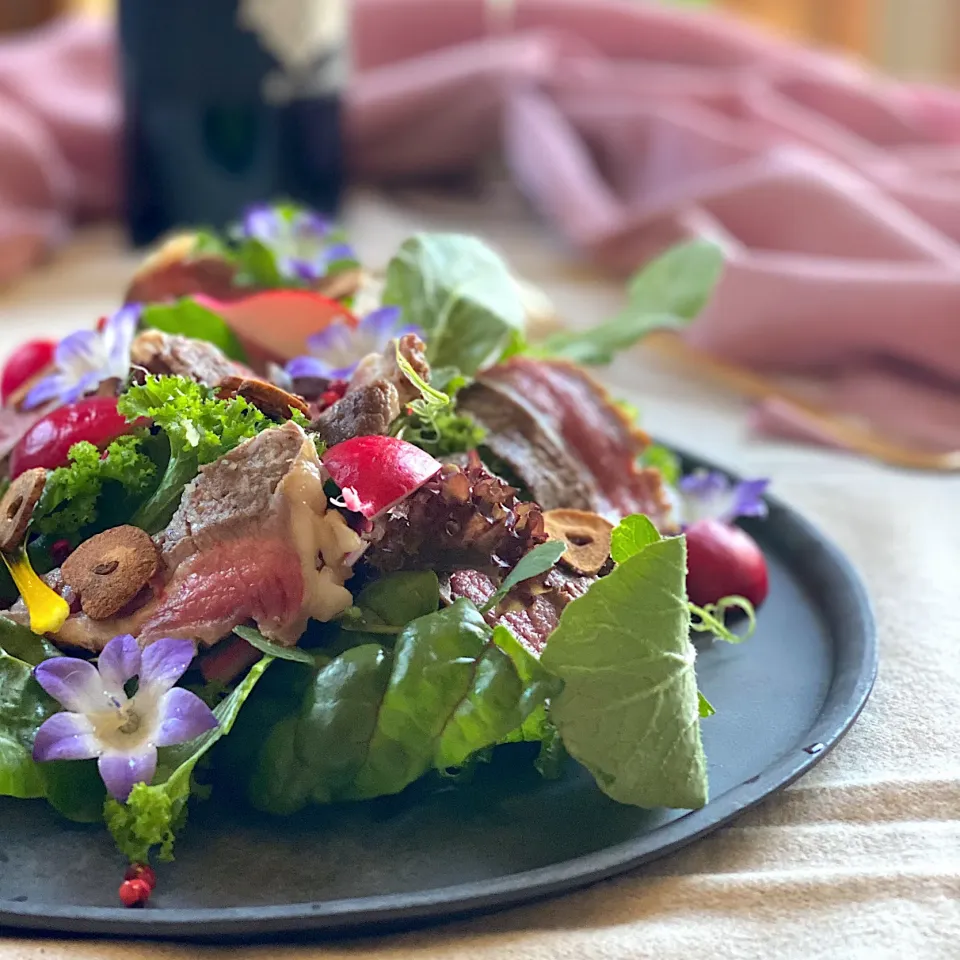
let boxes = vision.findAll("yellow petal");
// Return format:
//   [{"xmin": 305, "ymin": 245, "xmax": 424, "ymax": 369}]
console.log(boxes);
[{"xmin": 2, "ymin": 549, "xmax": 70, "ymax": 636}]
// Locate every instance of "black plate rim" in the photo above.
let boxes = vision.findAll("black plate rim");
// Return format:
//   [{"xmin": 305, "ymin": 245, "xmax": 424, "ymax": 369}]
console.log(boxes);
[{"xmin": 0, "ymin": 452, "xmax": 878, "ymax": 939}]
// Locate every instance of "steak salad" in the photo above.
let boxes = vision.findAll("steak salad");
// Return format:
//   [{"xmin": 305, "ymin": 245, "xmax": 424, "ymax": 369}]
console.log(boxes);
[{"xmin": 0, "ymin": 204, "xmax": 770, "ymax": 907}]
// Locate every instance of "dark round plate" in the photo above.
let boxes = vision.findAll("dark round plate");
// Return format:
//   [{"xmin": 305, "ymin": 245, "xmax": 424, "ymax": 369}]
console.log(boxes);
[{"xmin": 0, "ymin": 455, "xmax": 876, "ymax": 941}]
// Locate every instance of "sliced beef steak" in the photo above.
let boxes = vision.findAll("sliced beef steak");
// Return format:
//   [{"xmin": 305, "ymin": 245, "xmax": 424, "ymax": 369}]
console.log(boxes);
[
  {"xmin": 443, "ymin": 566, "xmax": 593, "ymax": 656},
  {"xmin": 459, "ymin": 357, "xmax": 673, "ymax": 527},
  {"xmin": 20, "ymin": 422, "xmax": 362, "ymax": 653},
  {"xmin": 131, "ymin": 330, "xmax": 249, "ymax": 387}
]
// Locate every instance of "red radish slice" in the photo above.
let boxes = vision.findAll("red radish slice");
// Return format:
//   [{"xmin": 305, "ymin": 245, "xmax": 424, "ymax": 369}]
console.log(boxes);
[
  {"xmin": 2, "ymin": 339, "xmax": 56, "ymax": 405},
  {"xmin": 10, "ymin": 397, "xmax": 137, "ymax": 477},
  {"xmin": 322, "ymin": 436, "xmax": 442, "ymax": 519},
  {"xmin": 685, "ymin": 518, "xmax": 769, "ymax": 609},
  {"xmin": 195, "ymin": 291, "xmax": 357, "ymax": 367}
]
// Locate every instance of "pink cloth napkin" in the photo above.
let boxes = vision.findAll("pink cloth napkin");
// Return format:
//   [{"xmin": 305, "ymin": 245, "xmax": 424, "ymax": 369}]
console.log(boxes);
[
  {"xmin": 0, "ymin": 15, "xmax": 118, "ymax": 284},
  {"xmin": 8, "ymin": 3, "xmax": 960, "ymax": 453}
]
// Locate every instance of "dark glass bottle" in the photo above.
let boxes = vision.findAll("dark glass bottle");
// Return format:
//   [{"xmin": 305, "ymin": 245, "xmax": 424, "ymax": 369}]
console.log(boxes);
[{"xmin": 119, "ymin": 0, "xmax": 346, "ymax": 246}]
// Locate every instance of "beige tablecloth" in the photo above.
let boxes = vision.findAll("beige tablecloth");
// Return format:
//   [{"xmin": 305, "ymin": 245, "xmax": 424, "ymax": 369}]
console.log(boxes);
[{"xmin": 2, "ymin": 190, "xmax": 958, "ymax": 960}]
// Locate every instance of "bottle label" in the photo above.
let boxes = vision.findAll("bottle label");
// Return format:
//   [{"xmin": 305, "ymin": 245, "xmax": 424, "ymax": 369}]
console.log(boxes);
[{"xmin": 237, "ymin": 0, "xmax": 348, "ymax": 104}]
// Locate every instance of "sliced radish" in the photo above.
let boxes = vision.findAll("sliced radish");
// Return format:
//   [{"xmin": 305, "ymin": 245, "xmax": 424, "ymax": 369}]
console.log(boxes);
[
  {"xmin": 2, "ymin": 339, "xmax": 56, "ymax": 406},
  {"xmin": 322, "ymin": 436, "xmax": 441, "ymax": 519},
  {"xmin": 195, "ymin": 291, "xmax": 357, "ymax": 367}
]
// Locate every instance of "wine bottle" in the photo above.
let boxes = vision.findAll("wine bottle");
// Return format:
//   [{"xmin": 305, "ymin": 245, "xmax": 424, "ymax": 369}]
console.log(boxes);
[{"xmin": 119, "ymin": 0, "xmax": 346, "ymax": 246}]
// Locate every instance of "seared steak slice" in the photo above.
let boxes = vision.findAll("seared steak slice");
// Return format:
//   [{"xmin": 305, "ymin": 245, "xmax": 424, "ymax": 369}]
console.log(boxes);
[
  {"xmin": 124, "ymin": 235, "xmax": 240, "ymax": 306},
  {"xmin": 460, "ymin": 358, "xmax": 673, "ymax": 526},
  {"xmin": 442, "ymin": 566, "xmax": 594, "ymax": 656},
  {"xmin": 312, "ymin": 379, "xmax": 400, "ymax": 447},
  {"xmin": 22, "ymin": 422, "xmax": 361, "ymax": 653},
  {"xmin": 131, "ymin": 330, "xmax": 249, "ymax": 387},
  {"xmin": 457, "ymin": 380, "xmax": 596, "ymax": 512}
]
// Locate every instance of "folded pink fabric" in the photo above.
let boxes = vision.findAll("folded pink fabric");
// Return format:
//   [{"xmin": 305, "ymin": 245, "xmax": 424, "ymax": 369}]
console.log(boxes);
[
  {"xmin": 8, "ymin": 3, "xmax": 960, "ymax": 453},
  {"xmin": 351, "ymin": 0, "xmax": 960, "ymax": 453},
  {"xmin": 0, "ymin": 16, "xmax": 118, "ymax": 285}
]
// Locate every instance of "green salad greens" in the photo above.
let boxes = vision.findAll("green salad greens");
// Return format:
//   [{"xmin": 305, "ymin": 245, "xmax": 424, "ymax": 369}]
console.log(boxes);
[{"xmin": 0, "ymin": 207, "xmax": 757, "ymax": 886}]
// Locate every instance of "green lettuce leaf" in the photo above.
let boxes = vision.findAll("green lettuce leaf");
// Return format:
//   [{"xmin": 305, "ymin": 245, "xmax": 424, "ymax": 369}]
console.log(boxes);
[
  {"xmin": 537, "ymin": 241, "xmax": 724, "ymax": 364},
  {"xmin": 382, "ymin": 234, "xmax": 526, "ymax": 375},
  {"xmin": 0, "ymin": 618, "xmax": 59, "ymax": 799},
  {"xmin": 104, "ymin": 655, "xmax": 273, "ymax": 863},
  {"xmin": 541, "ymin": 533, "xmax": 708, "ymax": 810},
  {"xmin": 0, "ymin": 652, "xmax": 50, "ymax": 799},
  {"xmin": 609, "ymin": 513, "xmax": 661, "ymax": 564},
  {"xmin": 141, "ymin": 299, "xmax": 248, "ymax": 362},
  {"xmin": 118, "ymin": 375, "xmax": 268, "ymax": 533},
  {"xmin": 245, "ymin": 601, "xmax": 559, "ymax": 814},
  {"xmin": 0, "ymin": 618, "xmax": 105, "ymax": 817}
]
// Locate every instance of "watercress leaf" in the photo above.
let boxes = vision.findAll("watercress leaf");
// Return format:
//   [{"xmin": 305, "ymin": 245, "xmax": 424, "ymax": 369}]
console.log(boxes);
[
  {"xmin": 541, "ymin": 534, "xmax": 708, "ymax": 810},
  {"xmin": 141, "ymin": 299, "xmax": 248, "ymax": 362},
  {"xmin": 609, "ymin": 514, "xmax": 661, "ymax": 564},
  {"xmin": 383, "ymin": 234, "xmax": 525, "ymax": 375},
  {"xmin": 538, "ymin": 241, "xmax": 725, "ymax": 364},
  {"xmin": 480, "ymin": 540, "xmax": 567, "ymax": 613},
  {"xmin": 104, "ymin": 656, "xmax": 273, "ymax": 862},
  {"xmin": 354, "ymin": 571, "xmax": 440, "ymax": 627},
  {"xmin": 233, "ymin": 625, "xmax": 321, "ymax": 665}
]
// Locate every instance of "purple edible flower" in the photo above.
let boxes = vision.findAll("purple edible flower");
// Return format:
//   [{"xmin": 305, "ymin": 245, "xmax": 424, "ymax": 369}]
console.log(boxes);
[
  {"xmin": 32, "ymin": 635, "xmax": 217, "ymax": 802},
  {"xmin": 23, "ymin": 305, "xmax": 139, "ymax": 411},
  {"xmin": 285, "ymin": 306, "xmax": 422, "ymax": 381},
  {"xmin": 677, "ymin": 470, "xmax": 770, "ymax": 526},
  {"xmin": 240, "ymin": 204, "xmax": 358, "ymax": 283}
]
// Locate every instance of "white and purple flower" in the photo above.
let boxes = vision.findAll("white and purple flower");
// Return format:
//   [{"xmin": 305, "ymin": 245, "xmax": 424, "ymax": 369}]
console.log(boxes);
[
  {"xmin": 241, "ymin": 204, "xmax": 357, "ymax": 283},
  {"xmin": 676, "ymin": 470, "xmax": 770, "ymax": 526},
  {"xmin": 32, "ymin": 634, "xmax": 217, "ymax": 802},
  {"xmin": 285, "ymin": 306, "xmax": 422, "ymax": 382},
  {"xmin": 23, "ymin": 305, "xmax": 139, "ymax": 411}
]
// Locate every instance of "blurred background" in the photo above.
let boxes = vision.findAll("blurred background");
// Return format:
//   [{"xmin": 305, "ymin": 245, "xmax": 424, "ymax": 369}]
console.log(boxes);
[
  {"xmin": 3, "ymin": 0, "xmax": 960, "ymax": 466},
  {"xmin": 7, "ymin": 0, "xmax": 960, "ymax": 79}
]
